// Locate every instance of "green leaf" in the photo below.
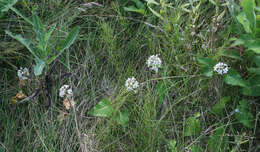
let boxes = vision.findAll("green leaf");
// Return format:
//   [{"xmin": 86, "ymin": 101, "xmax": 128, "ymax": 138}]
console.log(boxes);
[
  {"xmin": 223, "ymin": 69, "xmax": 247, "ymax": 87},
  {"xmin": 60, "ymin": 26, "xmax": 80, "ymax": 51},
  {"xmin": 168, "ymin": 140, "xmax": 178, "ymax": 152},
  {"xmin": 208, "ymin": 126, "xmax": 228, "ymax": 152},
  {"xmin": 212, "ymin": 96, "xmax": 231, "ymax": 116},
  {"xmin": 253, "ymin": 56, "xmax": 260, "ymax": 66},
  {"xmin": 47, "ymin": 26, "xmax": 80, "ymax": 64},
  {"xmin": 241, "ymin": 75, "xmax": 260, "ymax": 96},
  {"xmin": 237, "ymin": 12, "xmax": 252, "ymax": 33},
  {"xmin": 235, "ymin": 100, "xmax": 254, "ymax": 128},
  {"xmin": 45, "ymin": 24, "xmax": 56, "ymax": 56},
  {"xmin": 241, "ymin": 0, "xmax": 256, "ymax": 33},
  {"xmin": 5, "ymin": 30, "xmax": 39, "ymax": 60},
  {"xmin": 115, "ymin": 110, "xmax": 130, "ymax": 127},
  {"xmin": 249, "ymin": 67, "xmax": 260, "ymax": 75},
  {"xmin": 218, "ymin": 49, "xmax": 243, "ymax": 60},
  {"xmin": 33, "ymin": 13, "xmax": 46, "ymax": 42},
  {"xmin": 155, "ymin": 81, "xmax": 168, "ymax": 105},
  {"xmin": 0, "ymin": 0, "xmax": 17, "ymax": 12},
  {"xmin": 201, "ymin": 66, "xmax": 213, "ymax": 77},
  {"xmin": 147, "ymin": 6, "xmax": 164, "ymax": 20},
  {"xmin": 197, "ymin": 57, "xmax": 215, "ymax": 77},
  {"xmin": 133, "ymin": 0, "xmax": 145, "ymax": 9},
  {"xmin": 247, "ymin": 41, "xmax": 260, "ymax": 53},
  {"xmin": 89, "ymin": 98, "xmax": 114, "ymax": 117},
  {"xmin": 189, "ymin": 145, "xmax": 203, "ymax": 152},
  {"xmin": 184, "ymin": 117, "xmax": 201, "ymax": 137},
  {"xmin": 230, "ymin": 38, "xmax": 245, "ymax": 47},
  {"xmin": 34, "ymin": 59, "xmax": 45, "ymax": 76},
  {"xmin": 0, "ymin": 1, "xmax": 32, "ymax": 25},
  {"xmin": 123, "ymin": 6, "xmax": 145, "ymax": 14},
  {"xmin": 197, "ymin": 57, "xmax": 215, "ymax": 67}
]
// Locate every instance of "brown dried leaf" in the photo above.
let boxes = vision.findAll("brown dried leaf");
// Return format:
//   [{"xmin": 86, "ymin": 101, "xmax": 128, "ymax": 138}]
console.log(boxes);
[
  {"xmin": 15, "ymin": 91, "xmax": 27, "ymax": 99},
  {"xmin": 10, "ymin": 96, "xmax": 17, "ymax": 104},
  {"xmin": 63, "ymin": 98, "xmax": 71, "ymax": 110},
  {"xmin": 58, "ymin": 111, "xmax": 68, "ymax": 122}
]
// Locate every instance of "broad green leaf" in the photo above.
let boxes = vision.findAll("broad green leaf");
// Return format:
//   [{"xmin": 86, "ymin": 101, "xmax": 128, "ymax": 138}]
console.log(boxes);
[
  {"xmin": 241, "ymin": 0, "xmax": 256, "ymax": 33},
  {"xmin": 247, "ymin": 41, "xmax": 260, "ymax": 53},
  {"xmin": 218, "ymin": 50, "xmax": 242, "ymax": 60},
  {"xmin": 133, "ymin": 0, "xmax": 145, "ymax": 9},
  {"xmin": 5, "ymin": 30, "xmax": 39, "ymax": 60},
  {"xmin": 115, "ymin": 110, "xmax": 130, "ymax": 127},
  {"xmin": 60, "ymin": 26, "xmax": 80, "ymax": 51},
  {"xmin": 89, "ymin": 98, "xmax": 114, "ymax": 117},
  {"xmin": 168, "ymin": 140, "xmax": 178, "ymax": 152},
  {"xmin": 208, "ymin": 126, "xmax": 228, "ymax": 152},
  {"xmin": 201, "ymin": 66, "xmax": 213, "ymax": 77},
  {"xmin": 242, "ymin": 85, "xmax": 260, "ymax": 96},
  {"xmin": 212, "ymin": 96, "xmax": 231, "ymax": 116},
  {"xmin": 48, "ymin": 26, "xmax": 80, "ymax": 64},
  {"xmin": 235, "ymin": 100, "xmax": 254, "ymax": 128},
  {"xmin": 189, "ymin": 145, "xmax": 203, "ymax": 152},
  {"xmin": 34, "ymin": 59, "xmax": 45, "ymax": 76},
  {"xmin": 249, "ymin": 68, "xmax": 260, "ymax": 75},
  {"xmin": 184, "ymin": 117, "xmax": 201, "ymax": 137},
  {"xmin": 237, "ymin": 12, "xmax": 251, "ymax": 33},
  {"xmin": 45, "ymin": 24, "xmax": 56, "ymax": 56},
  {"xmin": 241, "ymin": 75, "xmax": 260, "ymax": 96},
  {"xmin": 124, "ymin": 6, "xmax": 145, "ymax": 14},
  {"xmin": 155, "ymin": 81, "xmax": 168, "ymax": 105},
  {"xmin": 230, "ymin": 38, "xmax": 245, "ymax": 47},
  {"xmin": 223, "ymin": 69, "xmax": 247, "ymax": 87},
  {"xmin": 33, "ymin": 13, "xmax": 46, "ymax": 42},
  {"xmin": 253, "ymin": 56, "xmax": 260, "ymax": 66},
  {"xmin": 197, "ymin": 57, "xmax": 215, "ymax": 67}
]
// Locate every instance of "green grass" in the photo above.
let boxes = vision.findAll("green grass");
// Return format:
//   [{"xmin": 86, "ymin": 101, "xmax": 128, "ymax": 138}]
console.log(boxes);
[{"xmin": 0, "ymin": 0, "xmax": 259, "ymax": 151}]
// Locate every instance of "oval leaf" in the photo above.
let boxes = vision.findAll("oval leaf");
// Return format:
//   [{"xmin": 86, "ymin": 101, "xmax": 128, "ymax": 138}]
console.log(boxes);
[
  {"xmin": 89, "ymin": 98, "xmax": 114, "ymax": 117},
  {"xmin": 223, "ymin": 69, "xmax": 247, "ymax": 87},
  {"xmin": 34, "ymin": 59, "xmax": 45, "ymax": 76}
]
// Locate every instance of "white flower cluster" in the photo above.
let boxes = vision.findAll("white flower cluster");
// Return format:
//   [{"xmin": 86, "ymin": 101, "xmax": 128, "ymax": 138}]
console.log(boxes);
[
  {"xmin": 59, "ymin": 85, "xmax": 73, "ymax": 98},
  {"xmin": 125, "ymin": 77, "xmax": 139, "ymax": 93},
  {"xmin": 17, "ymin": 67, "xmax": 29, "ymax": 80},
  {"xmin": 147, "ymin": 54, "xmax": 162, "ymax": 73},
  {"xmin": 214, "ymin": 62, "xmax": 228, "ymax": 75}
]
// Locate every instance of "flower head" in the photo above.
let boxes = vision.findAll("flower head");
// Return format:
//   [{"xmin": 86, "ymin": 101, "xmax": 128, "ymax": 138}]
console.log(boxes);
[
  {"xmin": 214, "ymin": 62, "xmax": 228, "ymax": 75},
  {"xmin": 147, "ymin": 54, "xmax": 162, "ymax": 73},
  {"xmin": 59, "ymin": 85, "xmax": 73, "ymax": 98},
  {"xmin": 125, "ymin": 77, "xmax": 139, "ymax": 93},
  {"xmin": 17, "ymin": 67, "xmax": 29, "ymax": 80}
]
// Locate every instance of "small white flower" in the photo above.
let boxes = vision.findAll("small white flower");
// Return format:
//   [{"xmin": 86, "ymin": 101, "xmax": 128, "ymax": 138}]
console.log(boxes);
[
  {"xmin": 17, "ymin": 67, "xmax": 29, "ymax": 80},
  {"xmin": 235, "ymin": 109, "xmax": 240, "ymax": 113},
  {"xmin": 125, "ymin": 77, "xmax": 139, "ymax": 93},
  {"xmin": 202, "ymin": 43, "xmax": 207, "ymax": 50},
  {"xmin": 147, "ymin": 54, "xmax": 162, "ymax": 73},
  {"xmin": 59, "ymin": 85, "xmax": 73, "ymax": 98},
  {"xmin": 214, "ymin": 62, "xmax": 229, "ymax": 75}
]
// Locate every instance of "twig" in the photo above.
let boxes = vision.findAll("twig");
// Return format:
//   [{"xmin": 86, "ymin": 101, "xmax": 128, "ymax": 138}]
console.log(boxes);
[
  {"xmin": 18, "ymin": 88, "xmax": 41, "ymax": 104},
  {"xmin": 0, "ymin": 142, "xmax": 9, "ymax": 152}
]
